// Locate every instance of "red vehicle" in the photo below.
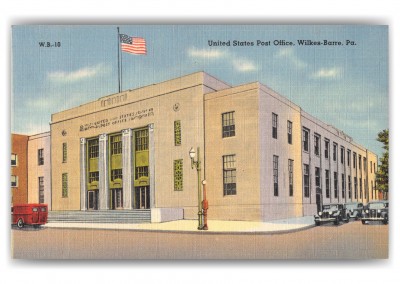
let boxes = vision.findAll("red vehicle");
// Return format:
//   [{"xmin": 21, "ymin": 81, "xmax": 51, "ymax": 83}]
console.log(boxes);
[{"xmin": 11, "ymin": 204, "xmax": 48, "ymax": 228}]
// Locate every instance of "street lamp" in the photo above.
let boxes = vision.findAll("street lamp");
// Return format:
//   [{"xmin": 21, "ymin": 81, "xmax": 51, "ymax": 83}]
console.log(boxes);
[{"xmin": 189, "ymin": 147, "xmax": 203, "ymax": 230}]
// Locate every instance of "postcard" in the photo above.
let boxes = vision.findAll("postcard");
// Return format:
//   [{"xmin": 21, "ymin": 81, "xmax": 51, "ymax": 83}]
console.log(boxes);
[{"xmin": 11, "ymin": 25, "xmax": 388, "ymax": 259}]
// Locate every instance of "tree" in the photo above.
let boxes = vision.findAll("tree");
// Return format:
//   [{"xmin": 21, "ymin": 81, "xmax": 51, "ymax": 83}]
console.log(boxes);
[{"xmin": 376, "ymin": 129, "xmax": 389, "ymax": 200}]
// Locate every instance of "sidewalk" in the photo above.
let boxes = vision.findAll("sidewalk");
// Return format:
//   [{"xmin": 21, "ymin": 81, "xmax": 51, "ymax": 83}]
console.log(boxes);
[{"xmin": 44, "ymin": 216, "xmax": 315, "ymax": 234}]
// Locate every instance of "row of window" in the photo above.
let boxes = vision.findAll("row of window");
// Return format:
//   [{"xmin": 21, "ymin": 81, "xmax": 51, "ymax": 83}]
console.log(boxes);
[
  {"xmin": 303, "ymin": 164, "xmax": 375, "ymax": 200},
  {"xmin": 302, "ymin": 128, "xmax": 376, "ymax": 173}
]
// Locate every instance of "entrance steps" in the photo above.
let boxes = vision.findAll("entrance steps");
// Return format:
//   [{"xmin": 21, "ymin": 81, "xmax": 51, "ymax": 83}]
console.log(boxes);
[{"xmin": 48, "ymin": 209, "xmax": 151, "ymax": 224}]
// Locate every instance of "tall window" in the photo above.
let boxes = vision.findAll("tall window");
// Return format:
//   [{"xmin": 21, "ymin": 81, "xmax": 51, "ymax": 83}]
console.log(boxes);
[
  {"xmin": 359, "ymin": 177, "xmax": 363, "ymax": 199},
  {"xmin": 314, "ymin": 134, "xmax": 320, "ymax": 156},
  {"xmin": 11, "ymin": 154, "xmax": 17, "ymax": 166},
  {"xmin": 364, "ymin": 179, "xmax": 367, "ymax": 199},
  {"xmin": 353, "ymin": 152, "xmax": 356, "ymax": 169},
  {"xmin": 287, "ymin": 120, "xmax": 292, "ymax": 144},
  {"xmin": 333, "ymin": 143, "xmax": 337, "ymax": 162},
  {"xmin": 363, "ymin": 157, "xmax": 367, "ymax": 172},
  {"xmin": 354, "ymin": 177, "xmax": 358, "ymax": 199},
  {"xmin": 347, "ymin": 150, "xmax": 351, "ymax": 167},
  {"xmin": 135, "ymin": 166, "xmax": 148, "ymax": 179},
  {"xmin": 11, "ymin": 175, "xmax": 18, "ymax": 187},
  {"xmin": 334, "ymin": 172, "xmax": 338, "ymax": 198},
  {"xmin": 38, "ymin": 148, "xmax": 44, "ymax": 165},
  {"xmin": 341, "ymin": 174, "xmax": 345, "ymax": 199},
  {"xmin": 315, "ymin": 167, "xmax": 321, "ymax": 188},
  {"xmin": 303, "ymin": 128, "xmax": 309, "ymax": 152},
  {"xmin": 174, "ymin": 120, "xmax": 182, "ymax": 146},
  {"xmin": 39, "ymin": 177, "xmax": 44, "ymax": 203},
  {"xmin": 111, "ymin": 169, "xmax": 123, "ymax": 181},
  {"xmin": 62, "ymin": 173, "xmax": 68, "ymax": 198},
  {"xmin": 348, "ymin": 175, "xmax": 352, "ymax": 199},
  {"xmin": 325, "ymin": 170, "xmax": 330, "ymax": 198},
  {"xmin": 222, "ymin": 111, "xmax": 235, "ymax": 138},
  {"xmin": 288, "ymin": 159, "xmax": 294, "ymax": 196},
  {"xmin": 135, "ymin": 129, "xmax": 149, "ymax": 151},
  {"xmin": 324, "ymin": 140, "xmax": 330, "ymax": 159},
  {"xmin": 370, "ymin": 161, "xmax": 372, "ymax": 173},
  {"xmin": 62, "ymin": 143, "xmax": 67, "ymax": 163},
  {"xmin": 111, "ymin": 135, "xmax": 122, "ymax": 154},
  {"xmin": 174, "ymin": 159, "xmax": 183, "ymax": 191},
  {"xmin": 358, "ymin": 155, "xmax": 362, "ymax": 170},
  {"xmin": 273, "ymin": 155, "xmax": 279, "ymax": 196},
  {"xmin": 303, "ymin": 164, "xmax": 310, "ymax": 198},
  {"xmin": 88, "ymin": 139, "xmax": 99, "ymax": 158},
  {"xmin": 89, "ymin": 172, "xmax": 99, "ymax": 183},
  {"xmin": 340, "ymin": 147, "xmax": 345, "ymax": 164},
  {"xmin": 223, "ymin": 155, "xmax": 236, "ymax": 195},
  {"xmin": 272, "ymin": 113, "xmax": 278, "ymax": 139}
]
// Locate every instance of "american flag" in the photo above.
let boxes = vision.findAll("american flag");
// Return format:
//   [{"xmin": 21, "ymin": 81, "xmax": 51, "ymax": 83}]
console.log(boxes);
[{"xmin": 120, "ymin": 34, "xmax": 147, "ymax": 55}]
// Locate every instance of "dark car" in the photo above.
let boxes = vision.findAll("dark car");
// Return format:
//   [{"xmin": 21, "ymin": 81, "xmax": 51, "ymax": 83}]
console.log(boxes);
[
  {"xmin": 314, "ymin": 203, "xmax": 349, "ymax": 226},
  {"xmin": 345, "ymin": 202, "xmax": 364, "ymax": 220},
  {"xmin": 361, "ymin": 201, "xmax": 389, "ymax": 225}
]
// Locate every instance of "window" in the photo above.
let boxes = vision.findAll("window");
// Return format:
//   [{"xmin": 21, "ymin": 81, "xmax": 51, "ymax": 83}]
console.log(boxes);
[
  {"xmin": 11, "ymin": 154, "xmax": 17, "ymax": 166},
  {"xmin": 340, "ymin": 147, "xmax": 345, "ymax": 164},
  {"xmin": 363, "ymin": 157, "xmax": 367, "ymax": 172},
  {"xmin": 11, "ymin": 175, "xmax": 18, "ymax": 187},
  {"xmin": 135, "ymin": 129, "xmax": 149, "ymax": 151},
  {"xmin": 223, "ymin": 155, "xmax": 236, "ymax": 195},
  {"xmin": 111, "ymin": 135, "xmax": 122, "ymax": 154},
  {"xmin": 347, "ymin": 150, "xmax": 351, "ymax": 167},
  {"xmin": 360, "ymin": 178, "xmax": 363, "ymax": 199},
  {"xmin": 341, "ymin": 174, "xmax": 345, "ymax": 199},
  {"xmin": 111, "ymin": 169, "xmax": 123, "ymax": 181},
  {"xmin": 358, "ymin": 155, "xmax": 362, "ymax": 170},
  {"xmin": 314, "ymin": 134, "xmax": 320, "ymax": 156},
  {"xmin": 135, "ymin": 166, "xmax": 149, "ymax": 179},
  {"xmin": 303, "ymin": 164, "xmax": 310, "ymax": 198},
  {"xmin": 288, "ymin": 159, "xmax": 294, "ymax": 196},
  {"xmin": 348, "ymin": 176, "xmax": 352, "ymax": 199},
  {"xmin": 374, "ymin": 163, "xmax": 376, "ymax": 173},
  {"xmin": 272, "ymin": 113, "xmax": 278, "ymax": 139},
  {"xmin": 39, "ymin": 177, "xmax": 44, "ymax": 203},
  {"xmin": 364, "ymin": 179, "xmax": 367, "ymax": 199},
  {"xmin": 222, "ymin": 111, "xmax": 235, "ymax": 138},
  {"xmin": 333, "ymin": 143, "xmax": 337, "ymax": 162},
  {"xmin": 370, "ymin": 161, "xmax": 372, "ymax": 173},
  {"xmin": 287, "ymin": 121, "xmax": 292, "ymax": 144},
  {"xmin": 324, "ymin": 139, "xmax": 330, "ymax": 159},
  {"xmin": 273, "ymin": 155, "xmax": 279, "ymax": 196},
  {"xmin": 334, "ymin": 172, "xmax": 338, "ymax": 198},
  {"xmin": 88, "ymin": 139, "xmax": 99, "ymax": 158},
  {"xmin": 62, "ymin": 173, "xmax": 68, "ymax": 198},
  {"xmin": 354, "ymin": 177, "xmax": 358, "ymax": 199},
  {"xmin": 302, "ymin": 128, "xmax": 309, "ymax": 152},
  {"xmin": 174, "ymin": 120, "xmax": 182, "ymax": 146},
  {"xmin": 174, "ymin": 159, "xmax": 183, "ymax": 191},
  {"xmin": 62, "ymin": 143, "xmax": 67, "ymax": 163},
  {"xmin": 315, "ymin": 167, "xmax": 321, "ymax": 188},
  {"xmin": 353, "ymin": 152, "xmax": 356, "ymax": 169},
  {"xmin": 38, "ymin": 148, "xmax": 44, "ymax": 165},
  {"xmin": 325, "ymin": 170, "xmax": 330, "ymax": 198},
  {"xmin": 89, "ymin": 171, "xmax": 99, "ymax": 183}
]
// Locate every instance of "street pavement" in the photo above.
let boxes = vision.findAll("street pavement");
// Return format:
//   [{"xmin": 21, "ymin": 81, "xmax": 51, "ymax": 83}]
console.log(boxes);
[{"xmin": 44, "ymin": 216, "xmax": 315, "ymax": 234}]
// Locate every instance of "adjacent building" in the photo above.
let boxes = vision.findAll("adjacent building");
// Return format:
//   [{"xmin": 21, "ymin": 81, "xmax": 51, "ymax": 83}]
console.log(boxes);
[
  {"xmin": 11, "ymin": 134, "xmax": 29, "ymax": 205},
  {"xmin": 12, "ymin": 72, "xmax": 380, "ymax": 222}
]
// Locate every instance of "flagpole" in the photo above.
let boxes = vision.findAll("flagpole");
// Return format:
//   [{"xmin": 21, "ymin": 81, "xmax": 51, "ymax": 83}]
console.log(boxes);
[{"xmin": 117, "ymin": 27, "xmax": 121, "ymax": 93}]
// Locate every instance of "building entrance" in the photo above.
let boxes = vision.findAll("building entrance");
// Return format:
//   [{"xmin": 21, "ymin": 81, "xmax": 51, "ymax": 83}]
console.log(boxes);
[
  {"xmin": 134, "ymin": 186, "xmax": 150, "ymax": 209},
  {"xmin": 87, "ymin": 190, "xmax": 99, "ymax": 210},
  {"xmin": 111, "ymin": 188, "xmax": 123, "ymax": 209}
]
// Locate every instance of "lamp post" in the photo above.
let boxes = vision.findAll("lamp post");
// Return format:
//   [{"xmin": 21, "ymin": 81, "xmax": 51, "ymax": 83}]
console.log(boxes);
[{"xmin": 189, "ymin": 147, "xmax": 203, "ymax": 230}]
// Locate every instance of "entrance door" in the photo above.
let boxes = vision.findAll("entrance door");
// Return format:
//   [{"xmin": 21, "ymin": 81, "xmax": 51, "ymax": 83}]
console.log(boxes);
[
  {"xmin": 134, "ymin": 186, "xmax": 150, "ymax": 209},
  {"xmin": 87, "ymin": 190, "xmax": 99, "ymax": 210},
  {"xmin": 111, "ymin": 188, "xmax": 123, "ymax": 209}
]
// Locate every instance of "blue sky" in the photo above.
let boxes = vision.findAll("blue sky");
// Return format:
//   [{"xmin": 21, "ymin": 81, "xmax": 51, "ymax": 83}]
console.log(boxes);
[{"xmin": 11, "ymin": 25, "xmax": 388, "ymax": 156}]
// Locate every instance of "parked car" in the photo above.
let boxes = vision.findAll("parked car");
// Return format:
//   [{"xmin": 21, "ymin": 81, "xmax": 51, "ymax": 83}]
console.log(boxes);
[
  {"xmin": 11, "ymin": 204, "xmax": 48, "ymax": 228},
  {"xmin": 361, "ymin": 201, "xmax": 389, "ymax": 225},
  {"xmin": 345, "ymin": 202, "xmax": 364, "ymax": 220},
  {"xmin": 314, "ymin": 203, "xmax": 349, "ymax": 226}
]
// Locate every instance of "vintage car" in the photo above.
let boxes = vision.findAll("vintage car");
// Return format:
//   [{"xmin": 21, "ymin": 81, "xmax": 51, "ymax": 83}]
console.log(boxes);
[
  {"xmin": 361, "ymin": 201, "xmax": 389, "ymax": 225},
  {"xmin": 11, "ymin": 204, "xmax": 48, "ymax": 228},
  {"xmin": 314, "ymin": 203, "xmax": 349, "ymax": 226},
  {"xmin": 345, "ymin": 202, "xmax": 364, "ymax": 220}
]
